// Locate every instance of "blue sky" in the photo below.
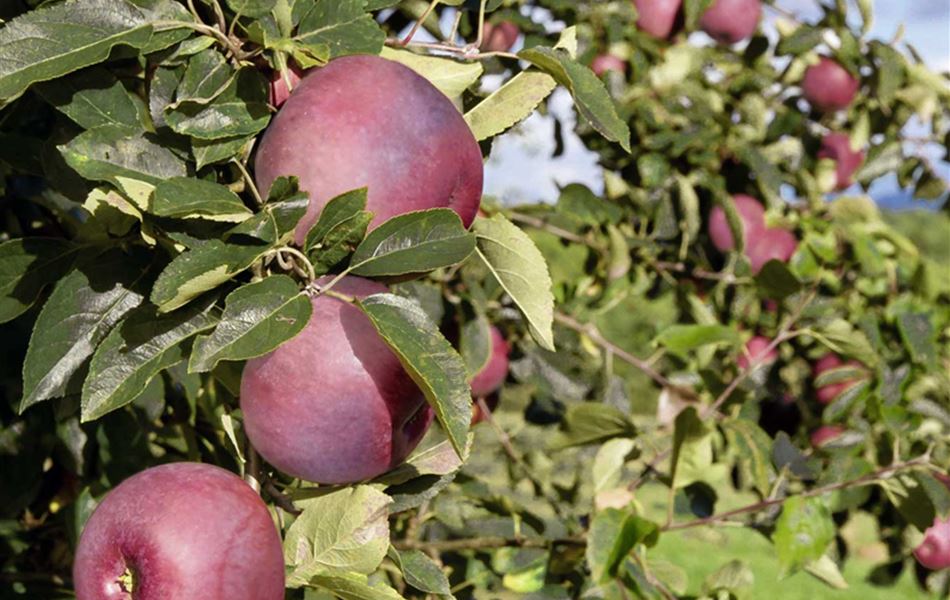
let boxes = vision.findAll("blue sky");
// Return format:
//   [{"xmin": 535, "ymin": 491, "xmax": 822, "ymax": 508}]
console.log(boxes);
[{"xmin": 477, "ymin": 1, "xmax": 949, "ymax": 210}]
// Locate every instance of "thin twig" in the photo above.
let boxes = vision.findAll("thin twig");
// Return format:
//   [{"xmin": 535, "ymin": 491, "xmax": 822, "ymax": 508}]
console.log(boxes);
[
  {"xmin": 663, "ymin": 456, "xmax": 931, "ymax": 532},
  {"xmin": 554, "ymin": 312, "xmax": 698, "ymax": 400},
  {"xmin": 651, "ymin": 260, "xmax": 751, "ymax": 284},
  {"xmin": 701, "ymin": 286, "xmax": 817, "ymax": 418},
  {"xmin": 399, "ymin": 0, "xmax": 441, "ymax": 46},
  {"xmin": 384, "ymin": 38, "xmax": 520, "ymax": 61},
  {"xmin": 393, "ymin": 536, "xmax": 583, "ymax": 552},
  {"xmin": 507, "ymin": 211, "xmax": 597, "ymax": 247},
  {"xmin": 477, "ymin": 397, "xmax": 576, "ymax": 525}
]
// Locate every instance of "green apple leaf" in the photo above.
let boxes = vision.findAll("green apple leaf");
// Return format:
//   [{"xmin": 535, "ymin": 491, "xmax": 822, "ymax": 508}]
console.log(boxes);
[
  {"xmin": 150, "ymin": 240, "xmax": 268, "ymax": 313},
  {"xmin": 349, "ymin": 209, "xmax": 475, "ymax": 277},
  {"xmin": 358, "ymin": 293, "xmax": 471, "ymax": 460},
  {"xmin": 473, "ymin": 214, "xmax": 555, "ymax": 351},
  {"xmin": 20, "ymin": 250, "xmax": 150, "ymax": 412},
  {"xmin": 151, "ymin": 177, "xmax": 253, "ymax": 222},
  {"xmin": 59, "ymin": 125, "xmax": 187, "ymax": 188},
  {"xmin": 165, "ymin": 69, "xmax": 271, "ymax": 140},
  {"xmin": 285, "ymin": 486, "xmax": 392, "ymax": 584},
  {"xmin": 518, "ymin": 46, "xmax": 631, "ymax": 152},
  {"xmin": 81, "ymin": 294, "xmax": 218, "ymax": 421},
  {"xmin": 387, "ymin": 546, "xmax": 452, "ymax": 596},
  {"xmin": 381, "ymin": 47, "xmax": 482, "ymax": 100},
  {"xmin": 189, "ymin": 275, "xmax": 311, "ymax": 372},
  {"xmin": 36, "ymin": 68, "xmax": 147, "ymax": 130},
  {"xmin": 292, "ymin": 0, "xmax": 386, "ymax": 61},
  {"xmin": 0, "ymin": 238, "xmax": 80, "ymax": 324},
  {"xmin": 0, "ymin": 0, "xmax": 190, "ymax": 104},
  {"xmin": 301, "ymin": 571, "xmax": 403, "ymax": 600},
  {"xmin": 773, "ymin": 496, "xmax": 835, "ymax": 575}
]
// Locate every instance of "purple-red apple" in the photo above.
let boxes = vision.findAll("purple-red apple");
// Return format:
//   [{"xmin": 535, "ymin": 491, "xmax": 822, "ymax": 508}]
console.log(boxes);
[
  {"xmin": 268, "ymin": 63, "xmax": 304, "ymax": 109},
  {"xmin": 708, "ymin": 194, "xmax": 766, "ymax": 252},
  {"xmin": 241, "ymin": 276, "xmax": 433, "ymax": 484},
  {"xmin": 73, "ymin": 463, "xmax": 284, "ymax": 600},
  {"xmin": 738, "ymin": 335, "xmax": 777, "ymax": 370},
  {"xmin": 591, "ymin": 54, "xmax": 627, "ymax": 76},
  {"xmin": 810, "ymin": 425, "xmax": 845, "ymax": 448},
  {"xmin": 801, "ymin": 57, "xmax": 859, "ymax": 113},
  {"xmin": 915, "ymin": 516, "xmax": 950, "ymax": 570},
  {"xmin": 818, "ymin": 132, "xmax": 865, "ymax": 191},
  {"xmin": 812, "ymin": 354, "xmax": 864, "ymax": 405},
  {"xmin": 700, "ymin": 0, "xmax": 761, "ymax": 44},
  {"xmin": 471, "ymin": 325, "xmax": 510, "ymax": 398},
  {"xmin": 254, "ymin": 55, "xmax": 484, "ymax": 245},
  {"xmin": 481, "ymin": 21, "xmax": 520, "ymax": 53},
  {"xmin": 633, "ymin": 0, "xmax": 683, "ymax": 39},
  {"xmin": 746, "ymin": 227, "xmax": 798, "ymax": 274}
]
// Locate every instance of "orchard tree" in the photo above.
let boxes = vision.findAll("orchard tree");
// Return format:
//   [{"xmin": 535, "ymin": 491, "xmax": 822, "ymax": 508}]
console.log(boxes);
[{"xmin": 0, "ymin": 1, "xmax": 948, "ymax": 599}]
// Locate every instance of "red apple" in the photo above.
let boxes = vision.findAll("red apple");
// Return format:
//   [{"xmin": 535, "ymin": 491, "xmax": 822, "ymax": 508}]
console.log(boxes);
[
  {"xmin": 700, "ymin": 0, "xmax": 761, "ymax": 44},
  {"xmin": 481, "ymin": 21, "xmax": 520, "ymax": 53},
  {"xmin": 809, "ymin": 425, "xmax": 845, "ymax": 448},
  {"xmin": 591, "ymin": 54, "xmax": 627, "ymax": 76},
  {"xmin": 737, "ymin": 335, "xmax": 777, "ymax": 370},
  {"xmin": 746, "ymin": 227, "xmax": 798, "ymax": 274},
  {"xmin": 915, "ymin": 516, "xmax": 950, "ymax": 571},
  {"xmin": 812, "ymin": 354, "xmax": 864, "ymax": 405},
  {"xmin": 818, "ymin": 132, "xmax": 865, "ymax": 191},
  {"xmin": 801, "ymin": 57, "xmax": 859, "ymax": 113},
  {"xmin": 470, "ymin": 325, "xmax": 510, "ymax": 398},
  {"xmin": 241, "ymin": 276, "xmax": 433, "ymax": 484},
  {"xmin": 633, "ymin": 0, "xmax": 683, "ymax": 39},
  {"xmin": 73, "ymin": 463, "xmax": 284, "ymax": 600},
  {"xmin": 708, "ymin": 194, "xmax": 766, "ymax": 253},
  {"xmin": 268, "ymin": 63, "xmax": 304, "ymax": 108},
  {"xmin": 254, "ymin": 55, "xmax": 484, "ymax": 245}
]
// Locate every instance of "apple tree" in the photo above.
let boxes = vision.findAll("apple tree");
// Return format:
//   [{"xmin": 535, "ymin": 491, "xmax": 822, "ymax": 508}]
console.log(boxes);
[{"xmin": 0, "ymin": 0, "xmax": 948, "ymax": 598}]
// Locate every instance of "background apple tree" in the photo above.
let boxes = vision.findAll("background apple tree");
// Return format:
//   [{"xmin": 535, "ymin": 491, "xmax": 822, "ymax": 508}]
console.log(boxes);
[{"xmin": 1, "ymin": 0, "xmax": 948, "ymax": 598}]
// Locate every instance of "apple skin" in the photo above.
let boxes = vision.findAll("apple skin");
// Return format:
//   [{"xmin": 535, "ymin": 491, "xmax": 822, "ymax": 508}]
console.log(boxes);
[
  {"xmin": 818, "ymin": 132, "xmax": 865, "ymax": 191},
  {"xmin": 591, "ymin": 54, "xmax": 627, "ymax": 76},
  {"xmin": 241, "ymin": 276, "xmax": 433, "ymax": 484},
  {"xmin": 268, "ymin": 63, "xmax": 304, "ymax": 108},
  {"xmin": 73, "ymin": 463, "xmax": 284, "ymax": 600},
  {"xmin": 471, "ymin": 325, "xmax": 510, "ymax": 398},
  {"xmin": 633, "ymin": 0, "xmax": 683, "ymax": 39},
  {"xmin": 700, "ymin": 0, "xmax": 761, "ymax": 44},
  {"xmin": 708, "ymin": 194, "xmax": 766, "ymax": 252},
  {"xmin": 915, "ymin": 517, "xmax": 950, "ymax": 571},
  {"xmin": 737, "ymin": 335, "xmax": 777, "ymax": 371},
  {"xmin": 809, "ymin": 425, "xmax": 845, "ymax": 448},
  {"xmin": 746, "ymin": 227, "xmax": 798, "ymax": 274},
  {"xmin": 254, "ymin": 55, "xmax": 484, "ymax": 246},
  {"xmin": 801, "ymin": 57, "xmax": 859, "ymax": 113},
  {"xmin": 481, "ymin": 21, "xmax": 520, "ymax": 52},
  {"xmin": 812, "ymin": 354, "xmax": 863, "ymax": 405}
]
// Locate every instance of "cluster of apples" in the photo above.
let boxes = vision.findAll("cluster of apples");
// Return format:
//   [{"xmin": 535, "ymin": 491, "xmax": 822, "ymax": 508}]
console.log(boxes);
[
  {"xmin": 734, "ymin": 330, "xmax": 949, "ymax": 571},
  {"xmin": 591, "ymin": 1, "xmax": 866, "ymax": 190},
  {"xmin": 72, "ymin": 55, "xmax": 517, "ymax": 599}
]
